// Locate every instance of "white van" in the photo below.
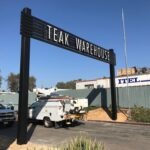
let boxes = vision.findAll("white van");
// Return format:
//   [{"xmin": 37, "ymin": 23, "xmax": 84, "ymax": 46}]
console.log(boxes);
[{"xmin": 28, "ymin": 97, "xmax": 88, "ymax": 128}]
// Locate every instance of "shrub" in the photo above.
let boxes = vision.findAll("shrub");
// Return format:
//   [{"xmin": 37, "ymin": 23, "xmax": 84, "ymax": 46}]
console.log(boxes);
[
  {"xmin": 131, "ymin": 106, "xmax": 150, "ymax": 123},
  {"xmin": 61, "ymin": 136, "xmax": 104, "ymax": 150}
]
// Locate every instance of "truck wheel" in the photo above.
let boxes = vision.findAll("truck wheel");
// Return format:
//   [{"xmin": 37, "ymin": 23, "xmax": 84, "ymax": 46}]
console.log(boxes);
[{"xmin": 43, "ymin": 117, "xmax": 53, "ymax": 128}]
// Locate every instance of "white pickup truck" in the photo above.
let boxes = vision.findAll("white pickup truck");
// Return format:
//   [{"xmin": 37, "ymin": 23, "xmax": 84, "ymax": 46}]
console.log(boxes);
[
  {"xmin": 28, "ymin": 95, "xmax": 88, "ymax": 128},
  {"xmin": 0, "ymin": 104, "xmax": 16, "ymax": 127}
]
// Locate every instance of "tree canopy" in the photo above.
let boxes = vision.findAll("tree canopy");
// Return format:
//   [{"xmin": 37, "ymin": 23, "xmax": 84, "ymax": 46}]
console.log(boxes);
[
  {"xmin": 7, "ymin": 73, "xmax": 36, "ymax": 92},
  {"xmin": 56, "ymin": 79, "xmax": 82, "ymax": 89}
]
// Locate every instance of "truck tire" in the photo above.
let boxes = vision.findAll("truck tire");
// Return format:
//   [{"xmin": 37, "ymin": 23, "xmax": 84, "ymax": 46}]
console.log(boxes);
[{"xmin": 43, "ymin": 117, "xmax": 53, "ymax": 128}]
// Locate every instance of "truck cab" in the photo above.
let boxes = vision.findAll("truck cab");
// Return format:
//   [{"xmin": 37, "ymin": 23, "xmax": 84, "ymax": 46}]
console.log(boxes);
[{"xmin": 0, "ymin": 104, "xmax": 16, "ymax": 127}]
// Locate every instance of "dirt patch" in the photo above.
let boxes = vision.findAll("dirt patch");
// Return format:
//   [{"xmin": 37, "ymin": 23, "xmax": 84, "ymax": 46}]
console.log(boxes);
[
  {"xmin": 8, "ymin": 141, "xmax": 58, "ymax": 150},
  {"xmin": 85, "ymin": 108, "xmax": 127, "ymax": 122}
]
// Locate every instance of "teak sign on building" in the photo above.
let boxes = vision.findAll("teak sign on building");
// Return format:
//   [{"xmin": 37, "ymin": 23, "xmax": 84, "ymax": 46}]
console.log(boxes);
[{"xmin": 17, "ymin": 8, "xmax": 117, "ymax": 145}]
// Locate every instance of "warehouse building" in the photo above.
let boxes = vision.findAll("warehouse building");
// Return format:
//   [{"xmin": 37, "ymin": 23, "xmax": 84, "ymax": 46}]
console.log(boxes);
[
  {"xmin": 76, "ymin": 67, "xmax": 150, "ymax": 89},
  {"xmin": 76, "ymin": 73, "xmax": 150, "ymax": 89}
]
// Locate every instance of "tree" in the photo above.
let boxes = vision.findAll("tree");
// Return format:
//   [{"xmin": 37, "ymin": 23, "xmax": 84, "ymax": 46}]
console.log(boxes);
[
  {"xmin": 56, "ymin": 82, "xmax": 66, "ymax": 89},
  {"xmin": 142, "ymin": 67, "xmax": 147, "ymax": 74},
  {"xmin": 7, "ymin": 73, "xmax": 19, "ymax": 92},
  {"xmin": 56, "ymin": 79, "xmax": 82, "ymax": 89},
  {"xmin": 7, "ymin": 73, "xmax": 36, "ymax": 92},
  {"xmin": 29, "ymin": 76, "xmax": 36, "ymax": 91}
]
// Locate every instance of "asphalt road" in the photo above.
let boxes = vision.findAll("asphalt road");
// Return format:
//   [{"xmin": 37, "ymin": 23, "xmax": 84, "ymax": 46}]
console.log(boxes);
[{"xmin": 0, "ymin": 121, "xmax": 150, "ymax": 150}]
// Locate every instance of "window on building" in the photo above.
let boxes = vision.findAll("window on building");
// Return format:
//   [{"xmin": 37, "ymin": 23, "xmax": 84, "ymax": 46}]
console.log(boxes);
[{"xmin": 85, "ymin": 84, "xmax": 94, "ymax": 89}]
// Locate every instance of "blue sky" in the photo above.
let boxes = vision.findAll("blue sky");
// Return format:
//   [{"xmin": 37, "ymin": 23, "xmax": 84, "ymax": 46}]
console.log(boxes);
[{"xmin": 0, "ymin": 0, "xmax": 150, "ymax": 89}]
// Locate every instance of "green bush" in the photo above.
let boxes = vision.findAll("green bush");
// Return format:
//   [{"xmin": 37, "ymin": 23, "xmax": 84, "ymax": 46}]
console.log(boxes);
[
  {"xmin": 131, "ymin": 106, "xmax": 150, "ymax": 123},
  {"xmin": 61, "ymin": 136, "xmax": 104, "ymax": 150}
]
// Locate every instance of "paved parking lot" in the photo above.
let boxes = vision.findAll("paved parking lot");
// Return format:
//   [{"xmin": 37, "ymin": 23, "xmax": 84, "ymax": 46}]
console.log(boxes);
[{"xmin": 0, "ymin": 121, "xmax": 150, "ymax": 150}]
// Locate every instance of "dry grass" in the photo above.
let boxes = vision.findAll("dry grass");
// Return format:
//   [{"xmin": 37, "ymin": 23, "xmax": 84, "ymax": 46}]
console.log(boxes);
[
  {"xmin": 61, "ymin": 135, "xmax": 104, "ymax": 150},
  {"xmin": 8, "ymin": 136, "xmax": 104, "ymax": 150},
  {"xmin": 8, "ymin": 141, "xmax": 59, "ymax": 150}
]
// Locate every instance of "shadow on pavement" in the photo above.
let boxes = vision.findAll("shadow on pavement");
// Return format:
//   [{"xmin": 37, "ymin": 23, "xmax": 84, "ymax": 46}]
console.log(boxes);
[
  {"xmin": 0, "ymin": 119, "xmax": 84, "ymax": 149},
  {"xmin": 26, "ymin": 123, "xmax": 37, "ymax": 142},
  {"xmin": 0, "ymin": 122, "xmax": 17, "ymax": 150},
  {"xmin": 62, "ymin": 120, "xmax": 85, "ymax": 130},
  {"xmin": 0, "ymin": 121, "xmax": 37, "ymax": 149}
]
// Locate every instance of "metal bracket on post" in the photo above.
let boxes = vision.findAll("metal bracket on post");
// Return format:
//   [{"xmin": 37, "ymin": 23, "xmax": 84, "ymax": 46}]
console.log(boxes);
[
  {"xmin": 109, "ymin": 49, "xmax": 117, "ymax": 120},
  {"xmin": 17, "ymin": 8, "xmax": 31, "ymax": 145}
]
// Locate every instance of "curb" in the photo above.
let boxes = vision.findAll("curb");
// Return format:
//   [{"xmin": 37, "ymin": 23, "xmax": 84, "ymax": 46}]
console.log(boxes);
[{"xmin": 87, "ymin": 120, "xmax": 150, "ymax": 126}]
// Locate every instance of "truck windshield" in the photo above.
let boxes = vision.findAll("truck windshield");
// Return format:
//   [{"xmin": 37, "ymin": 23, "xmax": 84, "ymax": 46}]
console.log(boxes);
[
  {"xmin": 30, "ymin": 101, "xmax": 39, "ymax": 108},
  {"xmin": 0, "ymin": 104, "xmax": 6, "ymax": 109}
]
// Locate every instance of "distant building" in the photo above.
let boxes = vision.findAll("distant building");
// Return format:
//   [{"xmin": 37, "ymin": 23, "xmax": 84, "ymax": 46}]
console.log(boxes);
[
  {"xmin": 76, "ymin": 68, "xmax": 150, "ymax": 89},
  {"xmin": 117, "ymin": 67, "xmax": 150, "ymax": 76},
  {"xmin": 76, "ymin": 78, "xmax": 110, "ymax": 89},
  {"xmin": 117, "ymin": 67, "xmax": 136, "ymax": 76}
]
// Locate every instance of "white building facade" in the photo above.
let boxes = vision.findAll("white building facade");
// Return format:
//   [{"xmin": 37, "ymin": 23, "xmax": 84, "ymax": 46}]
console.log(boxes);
[{"xmin": 76, "ymin": 74, "xmax": 150, "ymax": 89}]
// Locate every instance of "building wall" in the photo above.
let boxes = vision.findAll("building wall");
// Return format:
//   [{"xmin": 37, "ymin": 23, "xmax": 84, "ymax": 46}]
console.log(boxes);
[
  {"xmin": 76, "ymin": 80, "xmax": 98, "ymax": 89},
  {"xmin": 116, "ymin": 74, "xmax": 150, "ymax": 87},
  {"xmin": 97, "ymin": 78, "xmax": 110, "ymax": 88},
  {"xmin": 76, "ymin": 74, "xmax": 150, "ymax": 89}
]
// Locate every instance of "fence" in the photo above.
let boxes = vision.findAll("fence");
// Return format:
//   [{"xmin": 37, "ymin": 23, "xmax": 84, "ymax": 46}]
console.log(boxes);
[
  {"xmin": 57, "ymin": 85, "xmax": 150, "ymax": 108},
  {"xmin": 0, "ymin": 86, "xmax": 150, "ymax": 109},
  {"xmin": 0, "ymin": 92, "xmax": 36, "ymax": 111}
]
